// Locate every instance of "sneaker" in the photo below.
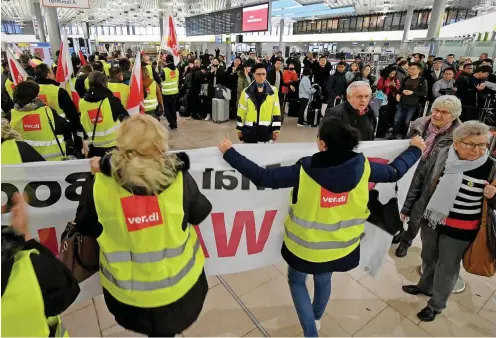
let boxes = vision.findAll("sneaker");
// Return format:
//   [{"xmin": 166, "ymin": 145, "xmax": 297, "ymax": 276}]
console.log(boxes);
[
  {"xmin": 205, "ymin": 114, "xmax": 212, "ymax": 121},
  {"xmin": 297, "ymin": 123, "xmax": 306, "ymax": 127},
  {"xmin": 315, "ymin": 320, "xmax": 321, "ymax": 331}
]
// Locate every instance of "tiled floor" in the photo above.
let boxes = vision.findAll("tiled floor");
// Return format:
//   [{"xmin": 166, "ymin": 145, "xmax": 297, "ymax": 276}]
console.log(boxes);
[{"xmin": 61, "ymin": 116, "xmax": 496, "ymax": 337}]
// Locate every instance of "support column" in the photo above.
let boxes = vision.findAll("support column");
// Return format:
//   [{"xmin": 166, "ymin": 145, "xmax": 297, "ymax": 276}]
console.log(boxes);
[
  {"xmin": 279, "ymin": 18, "xmax": 285, "ymax": 57},
  {"xmin": 225, "ymin": 0, "xmax": 232, "ymax": 63},
  {"xmin": 426, "ymin": 0, "xmax": 448, "ymax": 39},
  {"xmin": 44, "ymin": 6, "xmax": 61, "ymax": 59},
  {"xmin": 159, "ymin": 12, "xmax": 164, "ymax": 38},
  {"xmin": 82, "ymin": 22, "xmax": 90, "ymax": 54},
  {"xmin": 33, "ymin": 1, "xmax": 46, "ymax": 42},
  {"xmin": 401, "ymin": 6, "xmax": 415, "ymax": 50}
]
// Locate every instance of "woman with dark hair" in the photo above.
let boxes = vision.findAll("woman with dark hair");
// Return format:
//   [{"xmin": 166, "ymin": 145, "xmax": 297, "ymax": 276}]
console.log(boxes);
[
  {"xmin": 226, "ymin": 56, "xmax": 242, "ymax": 119},
  {"xmin": 352, "ymin": 64, "xmax": 376, "ymax": 91},
  {"xmin": 297, "ymin": 66, "xmax": 315, "ymax": 126},
  {"xmin": 376, "ymin": 67, "xmax": 401, "ymax": 137},
  {"xmin": 345, "ymin": 62, "xmax": 359, "ymax": 84},
  {"xmin": 217, "ymin": 117, "xmax": 425, "ymax": 337}
]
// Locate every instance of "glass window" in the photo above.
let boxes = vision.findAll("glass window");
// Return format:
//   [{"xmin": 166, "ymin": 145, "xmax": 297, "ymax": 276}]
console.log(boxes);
[
  {"xmin": 369, "ymin": 15, "xmax": 377, "ymax": 30},
  {"xmin": 391, "ymin": 13, "xmax": 401, "ymax": 30},
  {"xmin": 332, "ymin": 18, "xmax": 338, "ymax": 32},
  {"xmin": 109, "ymin": 26, "xmax": 114, "ymax": 35},
  {"xmin": 362, "ymin": 16, "xmax": 370, "ymax": 31},
  {"xmin": 316, "ymin": 20, "xmax": 322, "ymax": 32},
  {"xmin": 311, "ymin": 21, "xmax": 317, "ymax": 31},
  {"xmin": 146, "ymin": 26, "xmax": 153, "ymax": 34},
  {"xmin": 356, "ymin": 16, "xmax": 363, "ymax": 31},
  {"xmin": 90, "ymin": 26, "xmax": 96, "ymax": 34},
  {"xmin": 96, "ymin": 26, "xmax": 102, "ymax": 35},
  {"xmin": 466, "ymin": 9, "xmax": 477, "ymax": 19},
  {"xmin": 410, "ymin": 12, "xmax": 418, "ymax": 29},
  {"xmin": 337, "ymin": 18, "xmax": 344, "ymax": 32},
  {"xmin": 383, "ymin": 13, "xmax": 393, "ymax": 31},
  {"xmin": 349, "ymin": 17, "xmax": 357, "ymax": 31},
  {"xmin": 456, "ymin": 9, "xmax": 467, "ymax": 21},
  {"xmin": 376, "ymin": 15, "xmax": 385, "ymax": 30},
  {"xmin": 325, "ymin": 19, "xmax": 331, "ymax": 32},
  {"xmin": 102, "ymin": 26, "xmax": 108, "ymax": 35},
  {"xmin": 115, "ymin": 26, "xmax": 122, "ymax": 35},
  {"xmin": 342, "ymin": 18, "xmax": 350, "ymax": 32},
  {"xmin": 446, "ymin": 9, "xmax": 457, "ymax": 25},
  {"xmin": 14, "ymin": 24, "xmax": 22, "ymax": 34},
  {"xmin": 418, "ymin": 10, "xmax": 429, "ymax": 29}
]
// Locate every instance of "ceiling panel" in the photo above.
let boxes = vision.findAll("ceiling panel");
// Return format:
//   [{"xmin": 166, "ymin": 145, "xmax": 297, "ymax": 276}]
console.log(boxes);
[{"xmin": 0, "ymin": 0, "xmax": 490, "ymax": 27}]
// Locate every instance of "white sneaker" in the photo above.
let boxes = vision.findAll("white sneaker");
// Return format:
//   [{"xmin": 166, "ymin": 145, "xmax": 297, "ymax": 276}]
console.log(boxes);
[
  {"xmin": 315, "ymin": 319, "xmax": 321, "ymax": 331},
  {"xmin": 205, "ymin": 114, "xmax": 212, "ymax": 121}
]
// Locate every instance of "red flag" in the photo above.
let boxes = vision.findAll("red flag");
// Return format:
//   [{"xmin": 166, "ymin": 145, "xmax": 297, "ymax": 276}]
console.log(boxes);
[
  {"xmin": 79, "ymin": 50, "xmax": 87, "ymax": 65},
  {"xmin": 166, "ymin": 16, "xmax": 180, "ymax": 65},
  {"xmin": 55, "ymin": 41, "xmax": 67, "ymax": 83},
  {"xmin": 12, "ymin": 43, "xmax": 23, "ymax": 57},
  {"xmin": 127, "ymin": 51, "xmax": 144, "ymax": 115},
  {"xmin": 6, "ymin": 49, "xmax": 28, "ymax": 85},
  {"xmin": 56, "ymin": 30, "xmax": 80, "ymax": 109}
]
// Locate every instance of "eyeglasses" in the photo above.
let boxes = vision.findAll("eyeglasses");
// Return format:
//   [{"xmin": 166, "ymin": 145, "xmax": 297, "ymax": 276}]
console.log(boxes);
[
  {"xmin": 431, "ymin": 107, "xmax": 452, "ymax": 117},
  {"xmin": 458, "ymin": 141, "xmax": 488, "ymax": 150},
  {"xmin": 255, "ymin": 73, "xmax": 267, "ymax": 76}
]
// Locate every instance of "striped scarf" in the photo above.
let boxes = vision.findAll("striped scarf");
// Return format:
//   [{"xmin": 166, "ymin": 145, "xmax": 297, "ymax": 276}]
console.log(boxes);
[{"xmin": 423, "ymin": 120, "xmax": 452, "ymax": 159}]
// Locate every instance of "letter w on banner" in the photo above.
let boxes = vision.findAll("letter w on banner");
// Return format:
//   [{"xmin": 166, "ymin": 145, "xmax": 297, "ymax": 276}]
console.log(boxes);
[
  {"xmin": 6, "ymin": 49, "xmax": 28, "ymax": 85},
  {"xmin": 56, "ymin": 30, "xmax": 80, "ymax": 110},
  {"xmin": 127, "ymin": 51, "xmax": 144, "ymax": 115}
]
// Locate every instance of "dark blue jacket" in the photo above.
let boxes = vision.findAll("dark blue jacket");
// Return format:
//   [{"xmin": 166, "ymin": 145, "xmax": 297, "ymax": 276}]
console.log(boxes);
[{"xmin": 223, "ymin": 145, "xmax": 421, "ymax": 274}]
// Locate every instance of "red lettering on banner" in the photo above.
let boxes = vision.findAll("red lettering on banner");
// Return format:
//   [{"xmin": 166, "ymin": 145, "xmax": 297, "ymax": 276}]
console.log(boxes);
[
  {"xmin": 22, "ymin": 114, "xmax": 41, "ymax": 131},
  {"xmin": 88, "ymin": 108, "xmax": 103, "ymax": 124},
  {"xmin": 211, "ymin": 210, "xmax": 277, "ymax": 257},
  {"xmin": 193, "ymin": 225, "xmax": 210, "ymax": 258},
  {"xmin": 367, "ymin": 157, "xmax": 389, "ymax": 190},
  {"xmin": 120, "ymin": 195, "xmax": 163, "ymax": 232},
  {"xmin": 38, "ymin": 94, "xmax": 48, "ymax": 105},
  {"xmin": 320, "ymin": 188, "xmax": 348, "ymax": 208},
  {"xmin": 113, "ymin": 92, "xmax": 121, "ymax": 100},
  {"xmin": 38, "ymin": 227, "xmax": 59, "ymax": 256}
]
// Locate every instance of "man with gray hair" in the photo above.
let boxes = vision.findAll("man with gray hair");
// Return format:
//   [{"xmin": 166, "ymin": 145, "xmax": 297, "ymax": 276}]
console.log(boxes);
[{"xmin": 323, "ymin": 81, "xmax": 376, "ymax": 140}]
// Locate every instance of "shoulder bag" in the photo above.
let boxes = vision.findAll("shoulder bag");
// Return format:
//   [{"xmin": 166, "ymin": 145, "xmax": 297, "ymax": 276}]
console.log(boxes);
[
  {"xmin": 87, "ymin": 99, "xmax": 106, "ymax": 154},
  {"xmin": 44, "ymin": 108, "xmax": 67, "ymax": 160}
]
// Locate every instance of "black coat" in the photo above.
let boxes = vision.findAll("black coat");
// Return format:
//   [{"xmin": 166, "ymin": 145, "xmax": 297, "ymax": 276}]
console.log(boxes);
[
  {"xmin": 424, "ymin": 69, "xmax": 443, "ymax": 100},
  {"xmin": 191, "ymin": 70, "xmax": 208, "ymax": 94},
  {"xmin": 455, "ymin": 73, "xmax": 483, "ymax": 107},
  {"xmin": 324, "ymin": 101, "xmax": 377, "ymax": 141},
  {"xmin": 226, "ymin": 65, "xmax": 242, "ymax": 92},
  {"xmin": 75, "ymin": 153, "xmax": 212, "ymax": 336},
  {"xmin": 325, "ymin": 72, "xmax": 348, "ymax": 103},
  {"xmin": 312, "ymin": 63, "xmax": 333, "ymax": 88},
  {"xmin": 267, "ymin": 68, "xmax": 283, "ymax": 90}
]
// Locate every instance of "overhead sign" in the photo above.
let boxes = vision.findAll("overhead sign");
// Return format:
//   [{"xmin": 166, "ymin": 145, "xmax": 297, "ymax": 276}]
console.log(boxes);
[
  {"xmin": 242, "ymin": 3, "xmax": 269, "ymax": 32},
  {"xmin": 42, "ymin": 0, "xmax": 89, "ymax": 9}
]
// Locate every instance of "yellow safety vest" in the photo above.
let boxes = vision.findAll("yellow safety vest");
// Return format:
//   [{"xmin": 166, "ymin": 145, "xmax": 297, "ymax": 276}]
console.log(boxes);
[
  {"xmin": 1, "ymin": 139, "xmax": 23, "ymax": 164},
  {"xmin": 93, "ymin": 172, "xmax": 205, "ymax": 308},
  {"xmin": 1, "ymin": 249, "xmax": 69, "ymax": 337},
  {"xmin": 161, "ymin": 67, "xmax": 179, "ymax": 95},
  {"xmin": 101, "ymin": 60, "xmax": 111, "ymax": 76},
  {"xmin": 79, "ymin": 98, "xmax": 119, "ymax": 148},
  {"xmin": 5, "ymin": 78, "xmax": 15, "ymax": 100},
  {"xmin": 38, "ymin": 84, "xmax": 65, "ymax": 118},
  {"xmin": 84, "ymin": 77, "xmax": 90, "ymax": 90},
  {"xmin": 237, "ymin": 83, "xmax": 282, "ymax": 131},
  {"xmin": 107, "ymin": 82, "xmax": 130, "ymax": 110},
  {"xmin": 10, "ymin": 106, "xmax": 66, "ymax": 161},
  {"xmin": 284, "ymin": 159, "xmax": 371, "ymax": 263},
  {"xmin": 144, "ymin": 81, "xmax": 158, "ymax": 112},
  {"xmin": 145, "ymin": 64, "xmax": 153, "ymax": 79},
  {"xmin": 31, "ymin": 58, "xmax": 44, "ymax": 66}
]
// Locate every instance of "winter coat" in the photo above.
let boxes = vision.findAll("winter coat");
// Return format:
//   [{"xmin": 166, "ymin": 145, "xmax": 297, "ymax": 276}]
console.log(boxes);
[
  {"xmin": 401, "ymin": 116, "xmax": 461, "ymax": 228},
  {"xmin": 75, "ymin": 153, "xmax": 212, "ymax": 336},
  {"xmin": 142, "ymin": 76, "xmax": 164, "ymax": 111},
  {"xmin": 442, "ymin": 60, "xmax": 457, "ymax": 71},
  {"xmin": 325, "ymin": 72, "xmax": 348, "ymax": 103},
  {"xmin": 222, "ymin": 144, "xmax": 421, "ymax": 274},
  {"xmin": 282, "ymin": 69, "xmax": 299, "ymax": 95},
  {"xmin": 75, "ymin": 73, "xmax": 89, "ymax": 99},
  {"xmin": 1, "ymin": 227, "xmax": 80, "ymax": 322},
  {"xmin": 237, "ymin": 70, "xmax": 254, "ymax": 103},
  {"xmin": 396, "ymin": 67, "xmax": 408, "ymax": 82},
  {"xmin": 425, "ymin": 69, "xmax": 444, "ymax": 100},
  {"xmin": 312, "ymin": 63, "xmax": 333, "ymax": 88},
  {"xmin": 345, "ymin": 71, "xmax": 357, "ymax": 84},
  {"xmin": 455, "ymin": 73, "xmax": 483, "ymax": 107},
  {"xmin": 377, "ymin": 77, "xmax": 400, "ymax": 97},
  {"xmin": 299, "ymin": 76, "xmax": 314, "ymax": 100},
  {"xmin": 432, "ymin": 78, "xmax": 456, "ymax": 98},
  {"xmin": 267, "ymin": 68, "xmax": 284, "ymax": 91},
  {"xmin": 351, "ymin": 73, "xmax": 376, "ymax": 91},
  {"xmin": 191, "ymin": 70, "xmax": 208, "ymax": 94},
  {"xmin": 324, "ymin": 101, "xmax": 377, "ymax": 141}
]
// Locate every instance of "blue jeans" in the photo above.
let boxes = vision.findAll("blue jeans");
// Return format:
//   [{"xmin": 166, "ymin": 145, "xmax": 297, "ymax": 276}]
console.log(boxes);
[
  {"xmin": 392, "ymin": 102, "xmax": 417, "ymax": 137},
  {"xmin": 288, "ymin": 266, "xmax": 332, "ymax": 337}
]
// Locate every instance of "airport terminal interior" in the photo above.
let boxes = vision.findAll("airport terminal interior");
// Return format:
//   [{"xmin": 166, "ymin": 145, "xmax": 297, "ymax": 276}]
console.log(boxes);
[{"xmin": 1, "ymin": 0, "xmax": 496, "ymax": 336}]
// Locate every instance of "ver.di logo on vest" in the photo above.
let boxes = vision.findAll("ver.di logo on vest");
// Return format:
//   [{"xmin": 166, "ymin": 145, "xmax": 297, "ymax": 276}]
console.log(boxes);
[
  {"xmin": 320, "ymin": 187, "xmax": 349, "ymax": 208},
  {"xmin": 88, "ymin": 108, "xmax": 104, "ymax": 124},
  {"xmin": 120, "ymin": 195, "xmax": 163, "ymax": 232},
  {"xmin": 22, "ymin": 114, "xmax": 42, "ymax": 131}
]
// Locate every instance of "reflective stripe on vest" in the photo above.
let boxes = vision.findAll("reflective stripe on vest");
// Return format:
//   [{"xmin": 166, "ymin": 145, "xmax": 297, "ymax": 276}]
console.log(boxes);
[
  {"xmin": 283, "ymin": 158, "xmax": 371, "ymax": 263},
  {"xmin": 1, "ymin": 139, "xmax": 23, "ymax": 164},
  {"xmin": 79, "ymin": 98, "xmax": 119, "ymax": 149},
  {"xmin": 1, "ymin": 249, "xmax": 53, "ymax": 337},
  {"xmin": 94, "ymin": 171, "xmax": 205, "ymax": 308},
  {"xmin": 10, "ymin": 107, "xmax": 66, "ymax": 161},
  {"xmin": 161, "ymin": 68, "xmax": 179, "ymax": 95},
  {"xmin": 238, "ymin": 85, "xmax": 280, "ymax": 128},
  {"xmin": 144, "ymin": 81, "xmax": 158, "ymax": 111}
]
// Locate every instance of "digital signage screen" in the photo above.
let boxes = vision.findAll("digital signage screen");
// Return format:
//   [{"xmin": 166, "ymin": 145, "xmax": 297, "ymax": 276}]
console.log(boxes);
[{"xmin": 242, "ymin": 3, "xmax": 269, "ymax": 32}]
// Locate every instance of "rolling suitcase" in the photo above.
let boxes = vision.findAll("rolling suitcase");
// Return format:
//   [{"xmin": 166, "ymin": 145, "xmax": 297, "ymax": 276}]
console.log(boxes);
[
  {"xmin": 212, "ymin": 98, "xmax": 229, "ymax": 123},
  {"xmin": 288, "ymin": 99, "xmax": 299, "ymax": 117}
]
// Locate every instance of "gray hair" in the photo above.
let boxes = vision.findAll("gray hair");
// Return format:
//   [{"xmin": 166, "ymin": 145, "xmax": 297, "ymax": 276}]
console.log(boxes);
[
  {"xmin": 346, "ymin": 81, "xmax": 372, "ymax": 97},
  {"xmin": 1, "ymin": 118, "xmax": 21, "ymax": 141},
  {"xmin": 431, "ymin": 95, "xmax": 462, "ymax": 118},
  {"xmin": 453, "ymin": 121, "xmax": 490, "ymax": 141},
  {"xmin": 88, "ymin": 71, "xmax": 108, "ymax": 88}
]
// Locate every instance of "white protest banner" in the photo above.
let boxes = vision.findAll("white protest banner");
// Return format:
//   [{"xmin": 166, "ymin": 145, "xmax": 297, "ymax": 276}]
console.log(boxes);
[
  {"xmin": 1, "ymin": 140, "xmax": 416, "ymax": 303},
  {"xmin": 42, "ymin": 0, "xmax": 89, "ymax": 9}
]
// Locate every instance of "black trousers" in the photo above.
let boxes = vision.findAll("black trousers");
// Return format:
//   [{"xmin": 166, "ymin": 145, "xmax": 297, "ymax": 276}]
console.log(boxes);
[
  {"xmin": 162, "ymin": 94, "xmax": 178, "ymax": 128},
  {"xmin": 298, "ymin": 98, "xmax": 309, "ymax": 124},
  {"xmin": 229, "ymin": 90, "xmax": 238, "ymax": 120}
]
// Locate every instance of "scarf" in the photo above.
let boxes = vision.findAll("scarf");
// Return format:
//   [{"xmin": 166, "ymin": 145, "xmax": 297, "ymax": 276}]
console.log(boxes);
[
  {"xmin": 423, "ymin": 120, "xmax": 452, "ymax": 159},
  {"xmin": 423, "ymin": 145, "xmax": 489, "ymax": 228},
  {"xmin": 14, "ymin": 98, "xmax": 45, "ymax": 112}
]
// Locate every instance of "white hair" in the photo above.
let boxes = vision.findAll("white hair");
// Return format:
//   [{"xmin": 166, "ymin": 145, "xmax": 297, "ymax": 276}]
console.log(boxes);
[
  {"xmin": 431, "ymin": 95, "xmax": 462, "ymax": 118},
  {"xmin": 453, "ymin": 121, "xmax": 490, "ymax": 141},
  {"xmin": 346, "ymin": 81, "xmax": 372, "ymax": 97}
]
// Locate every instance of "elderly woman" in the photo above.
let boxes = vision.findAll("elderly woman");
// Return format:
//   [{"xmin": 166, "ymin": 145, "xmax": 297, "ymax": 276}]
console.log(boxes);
[
  {"xmin": 324, "ymin": 81, "xmax": 377, "ymax": 141},
  {"xmin": 401, "ymin": 121, "xmax": 495, "ymax": 322},
  {"xmin": 76, "ymin": 114, "xmax": 212, "ymax": 336},
  {"xmin": 395, "ymin": 95, "xmax": 463, "ymax": 257}
]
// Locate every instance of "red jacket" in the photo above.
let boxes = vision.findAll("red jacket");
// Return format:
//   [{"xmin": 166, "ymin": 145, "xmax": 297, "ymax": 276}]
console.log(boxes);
[
  {"xmin": 377, "ymin": 77, "xmax": 400, "ymax": 97},
  {"xmin": 282, "ymin": 70, "xmax": 299, "ymax": 94}
]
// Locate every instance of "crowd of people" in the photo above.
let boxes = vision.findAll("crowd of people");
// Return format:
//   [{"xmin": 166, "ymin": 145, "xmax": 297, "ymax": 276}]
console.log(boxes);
[{"xmin": 1, "ymin": 46, "xmax": 496, "ymax": 338}]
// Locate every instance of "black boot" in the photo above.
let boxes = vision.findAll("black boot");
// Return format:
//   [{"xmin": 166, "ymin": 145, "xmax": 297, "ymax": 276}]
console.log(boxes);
[
  {"xmin": 395, "ymin": 243, "xmax": 409, "ymax": 257},
  {"xmin": 417, "ymin": 306, "xmax": 440, "ymax": 322},
  {"xmin": 402, "ymin": 285, "xmax": 433, "ymax": 297}
]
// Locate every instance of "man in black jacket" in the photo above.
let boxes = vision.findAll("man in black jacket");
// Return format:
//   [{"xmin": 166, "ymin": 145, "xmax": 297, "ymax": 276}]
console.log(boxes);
[
  {"xmin": 455, "ymin": 65, "xmax": 492, "ymax": 121},
  {"xmin": 267, "ymin": 57, "xmax": 284, "ymax": 104},
  {"xmin": 326, "ymin": 62, "xmax": 348, "ymax": 106},
  {"xmin": 425, "ymin": 57, "xmax": 444, "ymax": 101},
  {"xmin": 190, "ymin": 65, "xmax": 209, "ymax": 119},
  {"xmin": 313, "ymin": 56, "xmax": 333, "ymax": 104},
  {"xmin": 205, "ymin": 58, "xmax": 227, "ymax": 121},
  {"xmin": 324, "ymin": 81, "xmax": 376, "ymax": 141},
  {"xmin": 389, "ymin": 63, "xmax": 428, "ymax": 139}
]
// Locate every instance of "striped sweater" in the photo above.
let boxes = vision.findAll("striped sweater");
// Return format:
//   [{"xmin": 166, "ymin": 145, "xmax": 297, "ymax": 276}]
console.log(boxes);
[{"xmin": 440, "ymin": 159, "xmax": 492, "ymax": 241}]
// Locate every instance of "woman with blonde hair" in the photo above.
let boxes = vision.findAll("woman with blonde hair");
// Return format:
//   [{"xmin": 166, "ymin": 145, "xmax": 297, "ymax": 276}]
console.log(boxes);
[
  {"xmin": 1, "ymin": 118, "xmax": 45, "ymax": 164},
  {"xmin": 75, "ymin": 114, "xmax": 212, "ymax": 336}
]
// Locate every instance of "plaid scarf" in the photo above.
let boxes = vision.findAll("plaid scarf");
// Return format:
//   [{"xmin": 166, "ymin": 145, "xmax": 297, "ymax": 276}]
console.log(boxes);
[{"xmin": 423, "ymin": 120, "xmax": 452, "ymax": 159}]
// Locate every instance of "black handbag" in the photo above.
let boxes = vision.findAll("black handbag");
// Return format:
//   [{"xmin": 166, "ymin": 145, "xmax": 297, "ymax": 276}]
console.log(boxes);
[{"xmin": 367, "ymin": 188, "xmax": 403, "ymax": 236}]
